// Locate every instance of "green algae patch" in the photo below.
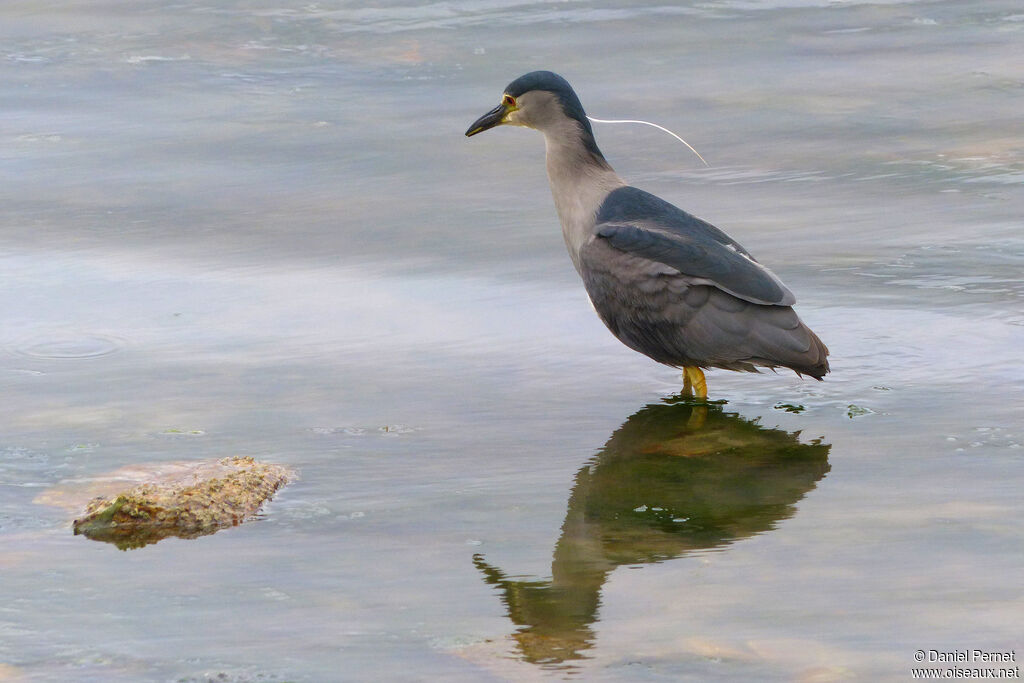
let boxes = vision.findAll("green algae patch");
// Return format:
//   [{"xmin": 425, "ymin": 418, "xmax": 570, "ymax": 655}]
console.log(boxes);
[{"xmin": 71, "ymin": 457, "xmax": 290, "ymax": 550}]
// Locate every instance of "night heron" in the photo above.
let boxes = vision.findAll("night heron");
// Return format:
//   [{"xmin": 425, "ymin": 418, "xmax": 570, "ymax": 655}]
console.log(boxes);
[{"xmin": 465, "ymin": 71, "xmax": 829, "ymax": 398}]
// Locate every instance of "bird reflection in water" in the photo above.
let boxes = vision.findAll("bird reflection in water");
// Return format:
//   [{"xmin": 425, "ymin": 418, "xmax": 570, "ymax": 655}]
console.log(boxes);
[{"xmin": 473, "ymin": 397, "xmax": 831, "ymax": 668}]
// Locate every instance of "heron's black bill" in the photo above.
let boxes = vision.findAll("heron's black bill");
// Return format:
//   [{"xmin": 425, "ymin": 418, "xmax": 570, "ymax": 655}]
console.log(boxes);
[{"xmin": 465, "ymin": 104, "xmax": 506, "ymax": 137}]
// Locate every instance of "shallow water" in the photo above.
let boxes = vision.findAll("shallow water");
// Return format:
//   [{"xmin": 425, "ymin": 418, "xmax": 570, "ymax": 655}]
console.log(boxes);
[{"xmin": 1, "ymin": 1, "xmax": 1022, "ymax": 681}]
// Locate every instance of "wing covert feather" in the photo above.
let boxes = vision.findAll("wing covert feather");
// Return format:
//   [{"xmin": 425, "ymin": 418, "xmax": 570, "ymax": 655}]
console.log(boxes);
[{"xmin": 596, "ymin": 223, "xmax": 796, "ymax": 306}]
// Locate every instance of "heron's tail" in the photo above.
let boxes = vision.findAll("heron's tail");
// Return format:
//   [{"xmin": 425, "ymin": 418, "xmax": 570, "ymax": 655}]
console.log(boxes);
[{"xmin": 791, "ymin": 325, "xmax": 830, "ymax": 380}]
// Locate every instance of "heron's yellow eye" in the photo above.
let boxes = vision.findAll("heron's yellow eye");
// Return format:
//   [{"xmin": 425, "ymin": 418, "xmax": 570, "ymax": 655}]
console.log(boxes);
[{"xmin": 502, "ymin": 94, "xmax": 516, "ymax": 108}]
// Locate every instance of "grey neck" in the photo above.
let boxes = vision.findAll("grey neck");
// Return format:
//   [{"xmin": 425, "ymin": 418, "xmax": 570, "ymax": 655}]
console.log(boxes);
[{"xmin": 541, "ymin": 119, "xmax": 625, "ymax": 273}]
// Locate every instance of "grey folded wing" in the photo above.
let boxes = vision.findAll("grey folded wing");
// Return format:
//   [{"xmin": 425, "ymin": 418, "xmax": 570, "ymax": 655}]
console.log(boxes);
[
  {"xmin": 594, "ymin": 222, "xmax": 796, "ymax": 306},
  {"xmin": 579, "ymin": 232, "xmax": 828, "ymax": 375}
]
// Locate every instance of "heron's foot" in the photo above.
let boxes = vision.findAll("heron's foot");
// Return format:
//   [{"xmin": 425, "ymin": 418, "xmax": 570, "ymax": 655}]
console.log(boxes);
[{"xmin": 682, "ymin": 366, "xmax": 708, "ymax": 400}]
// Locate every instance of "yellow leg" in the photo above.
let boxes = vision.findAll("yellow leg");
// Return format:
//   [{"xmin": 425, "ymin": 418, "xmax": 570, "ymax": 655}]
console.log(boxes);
[
  {"xmin": 683, "ymin": 366, "xmax": 707, "ymax": 400},
  {"xmin": 686, "ymin": 404, "xmax": 708, "ymax": 430}
]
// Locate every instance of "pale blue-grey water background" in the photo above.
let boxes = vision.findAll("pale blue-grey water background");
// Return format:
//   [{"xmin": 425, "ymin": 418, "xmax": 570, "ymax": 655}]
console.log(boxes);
[{"xmin": 2, "ymin": 1, "xmax": 1023, "ymax": 681}]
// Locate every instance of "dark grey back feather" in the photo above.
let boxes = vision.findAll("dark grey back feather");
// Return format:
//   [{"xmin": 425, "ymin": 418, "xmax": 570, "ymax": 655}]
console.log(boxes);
[
  {"xmin": 595, "ymin": 187, "xmax": 796, "ymax": 306},
  {"xmin": 579, "ymin": 238, "xmax": 829, "ymax": 378}
]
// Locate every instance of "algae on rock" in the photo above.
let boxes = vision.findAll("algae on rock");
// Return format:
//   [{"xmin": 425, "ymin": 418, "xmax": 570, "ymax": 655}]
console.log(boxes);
[{"xmin": 71, "ymin": 456, "xmax": 291, "ymax": 550}]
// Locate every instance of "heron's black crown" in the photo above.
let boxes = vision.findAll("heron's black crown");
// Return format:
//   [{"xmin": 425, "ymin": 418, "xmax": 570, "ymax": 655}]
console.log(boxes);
[{"xmin": 504, "ymin": 70, "xmax": 603, "ymax": 159}]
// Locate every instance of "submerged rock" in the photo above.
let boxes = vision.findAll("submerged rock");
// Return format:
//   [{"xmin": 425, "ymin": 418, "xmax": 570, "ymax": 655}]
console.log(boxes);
[{"xmin": 70, "ymin": 457, "xmax": 290, "ymax": 550}]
